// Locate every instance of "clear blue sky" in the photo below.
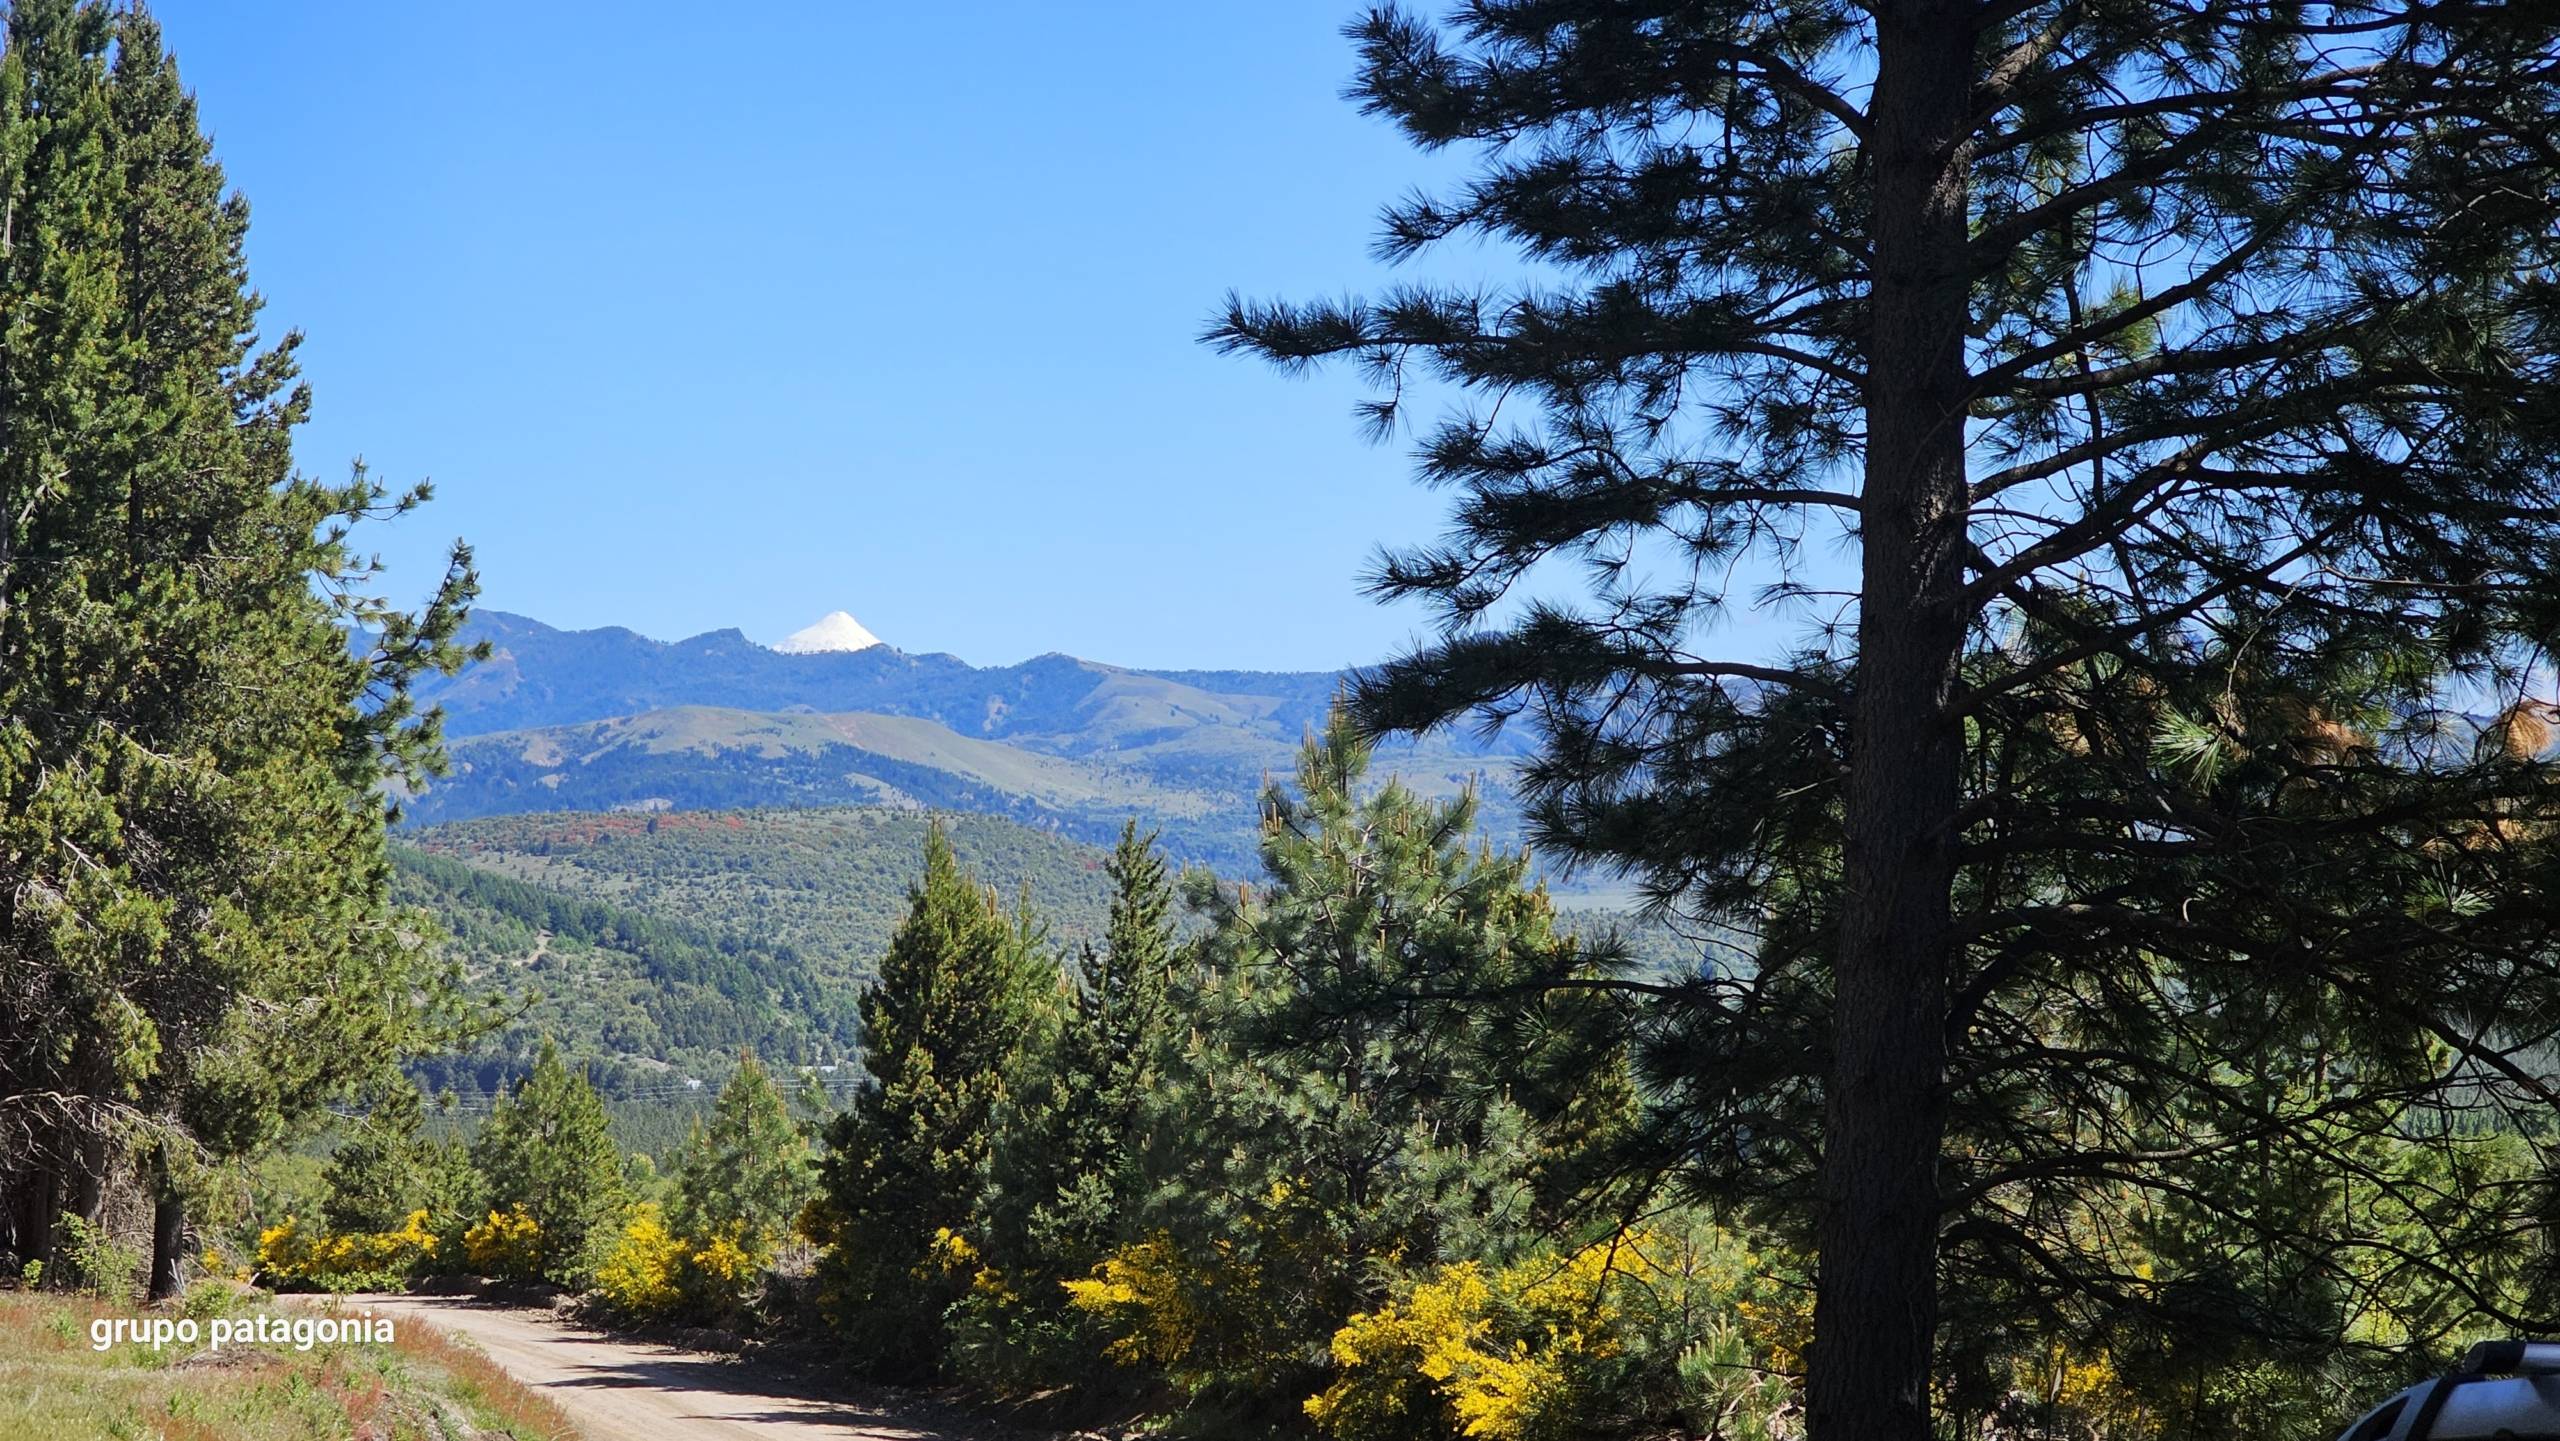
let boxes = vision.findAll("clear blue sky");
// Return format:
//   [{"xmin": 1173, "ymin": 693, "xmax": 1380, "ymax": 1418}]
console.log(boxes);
[{"xmin": 150, "ymin": 1, "xmax": 1511, "ymax": 671}]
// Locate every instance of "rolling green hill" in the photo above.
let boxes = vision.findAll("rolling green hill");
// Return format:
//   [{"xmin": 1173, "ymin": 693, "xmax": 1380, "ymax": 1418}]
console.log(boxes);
[
  {"xmin": 393, "ymin": 807, "xmax": 1118, "ymax": 1114},
  {"xmin": 404, "ymin": 696, "xmax": 1527, "ymax": 878}
]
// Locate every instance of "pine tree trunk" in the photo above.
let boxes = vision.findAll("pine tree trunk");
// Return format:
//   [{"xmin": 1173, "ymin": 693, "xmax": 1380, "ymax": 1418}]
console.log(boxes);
[
  {"xmin": 71, "ymin": 1130, "xmax": 108, "ymax": 1223},
  {"xmin": 1808, "ymin": 10, "xmax": 1975, "ymax": 1441},
  {"xmin": 16, "ymin": 1164, "xmax": 60, "ymax": 1279},
  {"xmin": 147, "ymin": 1147, "xmax": 186, "ymax": 1302}
]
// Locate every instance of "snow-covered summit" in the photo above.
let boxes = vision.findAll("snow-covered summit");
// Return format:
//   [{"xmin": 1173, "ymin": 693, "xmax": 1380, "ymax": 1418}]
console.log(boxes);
[{"xmin": 770, "ymin": 611, "xmax": 884, "ymax": 655}]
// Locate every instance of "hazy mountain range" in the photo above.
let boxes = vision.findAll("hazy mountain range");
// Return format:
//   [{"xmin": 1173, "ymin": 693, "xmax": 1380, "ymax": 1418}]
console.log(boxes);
[{"xmin": 405, "ymin": 610, "xmax": 1534, "ymax": 876}]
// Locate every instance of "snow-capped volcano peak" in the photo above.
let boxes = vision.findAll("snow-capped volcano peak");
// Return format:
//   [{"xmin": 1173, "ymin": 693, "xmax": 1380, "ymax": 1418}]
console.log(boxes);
[{"xmin": 771, "ymin": 610, "xmax": 883, "ymax": 655}]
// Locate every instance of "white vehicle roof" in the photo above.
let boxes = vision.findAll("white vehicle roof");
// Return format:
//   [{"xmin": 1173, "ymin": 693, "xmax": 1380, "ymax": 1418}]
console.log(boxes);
[{"xmin": 2340, "ymin": 1343, "xmax": 2560, "ymax": 1441}]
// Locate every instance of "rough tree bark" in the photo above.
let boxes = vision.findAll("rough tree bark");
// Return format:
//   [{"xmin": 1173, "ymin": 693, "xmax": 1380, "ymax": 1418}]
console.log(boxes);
[
  {"xmin": 1808, "ymin": 9, "xmax": 1976, "ymax": 1441},
  {"xmin": 146, "ymin": 1143, "xmax": 185, "ymax": 1302},
  {"xmin": 13, "ymin": 1163, "xmax": 60, "ymax": 1277}
]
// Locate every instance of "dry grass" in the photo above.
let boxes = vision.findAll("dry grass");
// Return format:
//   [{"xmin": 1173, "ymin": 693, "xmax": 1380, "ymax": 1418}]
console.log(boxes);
[
  {"xmin": 377, "ymin": 1303, "xmax": 583, "ymax": 1441},
  {"xmin": 0, "ymin": 1288, "xmax": 587, "ymax": 1440}
]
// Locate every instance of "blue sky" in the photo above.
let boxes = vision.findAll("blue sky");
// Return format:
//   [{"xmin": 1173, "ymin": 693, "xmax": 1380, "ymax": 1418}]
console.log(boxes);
[{"xmin": 150, "ymin": 2, "xmax": 1520, "ymax": 671}]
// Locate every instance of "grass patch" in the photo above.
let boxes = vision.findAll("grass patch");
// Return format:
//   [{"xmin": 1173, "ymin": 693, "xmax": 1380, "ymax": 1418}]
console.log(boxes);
[{"xmin": 0, "ymin": 1289, "xmax": 580, "ymax": 1440}]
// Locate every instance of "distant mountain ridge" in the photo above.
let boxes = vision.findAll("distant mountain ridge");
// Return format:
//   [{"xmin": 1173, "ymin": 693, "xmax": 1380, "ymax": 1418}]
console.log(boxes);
[
  {"xmin": 418, "ymin": 610, "xmax": 1355, "ymax": 745},
  {"xmin": 404, "ymin": 612, "xmax": 1533, "ymax": 878}
]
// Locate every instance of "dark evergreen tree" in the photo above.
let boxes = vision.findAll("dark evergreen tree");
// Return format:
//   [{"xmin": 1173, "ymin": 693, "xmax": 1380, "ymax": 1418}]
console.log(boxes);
[
  {"xmin": 1217, "ymin": 6, "xmax": 2560, "ymax": 1438},
  {"xmin": 1127, "ymin": 718, "xmax": 1632, "ymax": 1408},
  {"xmin": 0, "ymin": 0, "xmax": 476, "ymax": 1297},
  {"xmin": 959, "ymin": 822, "xmax": 1188, "ymax": 1384},
  {"xmin": 670, "ymin": 1053, "xmax": 812, "ymax": 1259},
  {"xmin": 322, "ymin": 1083, "xmax": 480, "ymax": 1238},
  {"xmin": 472, "ymin": 1039, "xmax": 623, "ymax": 1284},
  {"xmin": 991, "ymin": 822, "xmax": 1180, "ymax": 1280},
  {"xmin": 805, "ymin": 823, "xmax": 1052, "ymax": 1379}
]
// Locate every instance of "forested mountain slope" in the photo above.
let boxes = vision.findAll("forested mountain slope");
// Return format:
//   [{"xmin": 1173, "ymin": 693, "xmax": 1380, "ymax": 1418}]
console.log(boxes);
[
  {"xmin": 393, "ymin": 808, "xmax": 1118, "ymax": 1107},
  {"xmin": 395, "ymin": 804, "xmax": 1693, "ymax": 1110}
]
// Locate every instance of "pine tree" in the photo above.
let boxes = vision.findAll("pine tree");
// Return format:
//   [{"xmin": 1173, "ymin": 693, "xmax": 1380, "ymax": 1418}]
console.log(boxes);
[
  {"xmin": 1132, "ymin": 717, "xmax": 1633, "ymax": 1404},
  {"xmin": 991, "ymin": 822, "xmax": 1179, "ymax": 1279},
  {"xmin": 670, "ymin": 1053, "xmax": 812, "ymax": 1259},
  {"xmin": 1218, "ymin": 5, "xmax": 2560, "ymax": 1436},
  {"xmin": 0, "ymin": 0, "xmax": 476, "ymax": 1296},
  {"xmin": 472, "ymin": 1040, "xmax": 623, "ymax": 1285},
  {"xmin": 805, "ymin": 823, "xmax": 1053, "ymax": 1378},
  {"xmin": 322, "ymin": 1084, "xmax": 479, "ymax": 1238}
]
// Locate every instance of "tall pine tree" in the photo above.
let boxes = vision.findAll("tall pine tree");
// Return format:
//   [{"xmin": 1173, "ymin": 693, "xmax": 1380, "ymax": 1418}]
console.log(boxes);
[
  {"xmin": 472, "ymin": 1039, "xmax": 623, "ymax": 1285},
  {"xmin": 1217, "ymin": 5, "xmax": 2560, "ymax": 1438},
  {"xmin": 989, "ymin": 821, "xmax": 1181, "ymax": 1283},
  {"xmin": 0, "ymin": 0, "xmax": 475, "ymax": 1296},
  {"xmin": 806, "ymin": 823, "xmax": 1053, "ymax": 1378},
  {"xmin": 671, "ymin": 1053, "xmax": 813, "ymax": 1261},
  {"xmin": 1122, "ymin": 718, "xmax": 1633, "ymax": 1408}
]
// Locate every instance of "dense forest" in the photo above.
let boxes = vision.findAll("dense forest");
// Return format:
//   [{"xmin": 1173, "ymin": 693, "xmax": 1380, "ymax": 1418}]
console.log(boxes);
[
  {"xmin": 390, "ymin": 848, "xmax": 859, "ymax": 1098},
  {"xmin": 274, "ymin": 730, "xmax": 1814, "ymax": 1441},
  {"xmin": 388, "ymin": 806, "xmax": 1694, "ymax": 1131},
  {"xmin": 404, "ymin": 806, "xmax": 1123, "ymax": 968}
]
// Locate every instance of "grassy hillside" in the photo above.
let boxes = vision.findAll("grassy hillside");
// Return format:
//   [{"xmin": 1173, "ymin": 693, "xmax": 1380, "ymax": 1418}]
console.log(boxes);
[{"xmin": 405, "ymin": 700, "xmax": 1530, "ymax": 879}]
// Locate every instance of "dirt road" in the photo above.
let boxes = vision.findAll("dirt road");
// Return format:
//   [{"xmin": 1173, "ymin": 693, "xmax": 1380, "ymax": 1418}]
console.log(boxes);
[{"xmin": 347, "ymin": 1293, "xmax": 1022, "ymax": 1441}]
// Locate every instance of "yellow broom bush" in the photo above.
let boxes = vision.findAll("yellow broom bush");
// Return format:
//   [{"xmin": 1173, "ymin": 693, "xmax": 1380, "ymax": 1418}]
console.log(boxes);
[
  {"xmin": 462, "ymin": 1206, "xmax": 545, "ymax": 1279},
  {"xmin": 592, "ymin": 1202, "xmax": 765, "ymax": 1320},
  {"xmin": 256, "ymin": 1209, "xmax": 441, "ymax": 1291}
]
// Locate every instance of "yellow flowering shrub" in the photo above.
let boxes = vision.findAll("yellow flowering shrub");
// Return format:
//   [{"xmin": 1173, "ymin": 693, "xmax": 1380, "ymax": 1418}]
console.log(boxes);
[
  {"xmin": 592, "ymin": 1204, "xmax": 766, "ymax": 1320},
  {"xmin": 684, "ymin": 1223, "xmax": 762, "ymax": 1312},
  {"xmin": 1064, "ymin": 1178, "xmax": 1437, "ymax": 1401},
  {"xmin": 1307, "ymin": 1226, "xmax": 1804, "ymax": 1441},
  {"xmin": 1063, "ymin": 1233, "xmax": 1231, "ymax": 1369},
  {"xmin": 463, "ymin": 1206, "xmax": 545, "ymax": 1279},
  {"xmin": 594, "ymin": 1205, "xmax": 689, "ymax": 1314},
  {"xmin": 1309, "ymin": 1240, "xmax": 1627, "ymax": 1441},
  {"xmin": 2011, "ymin": 1340, "xmax": 2159, "ymax": 1439},
  {"xmin": 925, "ymin": 1226, "xmax": 979, "ymax": 1273},
  {"xmin": 256, "ymin": 1209, "xmax": 440, "ymax": 1291}
]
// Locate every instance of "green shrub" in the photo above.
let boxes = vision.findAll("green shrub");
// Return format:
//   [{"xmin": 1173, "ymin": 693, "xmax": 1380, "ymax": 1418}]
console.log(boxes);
[{"xmin": 55, "ymin": 1213, "xmax": 142, "ymax": 1306}]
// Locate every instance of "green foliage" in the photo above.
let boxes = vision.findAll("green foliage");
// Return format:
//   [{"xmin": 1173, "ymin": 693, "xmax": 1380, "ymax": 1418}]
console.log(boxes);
[
  {"xmin": 469, "ymin": 1040, "xmax": 624, "ymax": 1285},
  {"xmin": 53, "ymin": 1213, "xmax": 140, "ymax": 1307},
  {"xmin": 389, "ymin": 803, "xmax": 1699, "ymax": 1162},
  {"xmin": 1063, "ymin": 719, "xmax": 1638, "ymax": 1415},
  {"xmin": 0, "ymin": 0, "xmax": 476, "ymax": 1287},
  {"xmin": 1211, "ymin": 4, "xmax": 2560, "ymax": 1439},
  {"xmin": 321, "ymin": 1083, "xmax": 481, "ymax": 1246},
  {"xmin": 805, "ymin": 824, "xmax": 1055, "ymax": 1378},
  {"xmin": 670, "ymin": 1054, "xmax": 812, "ymax": 1259},
  {"xmin": 963, "ymin": 822, "xmax": 1187, "ymax": 1385}
]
